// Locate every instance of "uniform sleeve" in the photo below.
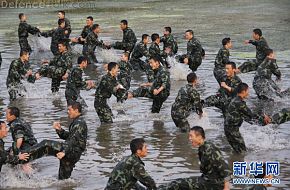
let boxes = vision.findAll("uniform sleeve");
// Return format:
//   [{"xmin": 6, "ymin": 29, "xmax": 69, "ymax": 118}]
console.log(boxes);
[
  {"xmin": 159, "ymin": 71, "xmax": 170, "ymax": 90},
  {"xmin": 63, "ymin": 122, "xmax": 87, "ymax": 153},
  {"xmin": 132, "ymin": 163, "xmax": 157, "ymax": 190},
  {"xmin": 65, "ymin": 54, "xmax": 73, "ymax": 73},
  {"xmin": 239, "ymin": 102, "xmax": 263, "ymax": 124},
  {"xmin": 0, "ymin": 143, "xmax": 19, "ymax": 165},
  {"xmin": 248, "ymin": 40, "xmax": 258, "ymax": 46},
  {"xmin": 56, "ymin": 128, "xmax": 70, "ymax": 140},
  {"xmin": 271, "ymin": 60, "xmax": 281, "ymax": 79},
  {"xmin": 190, "ymin": 89, "xmax": 203, "ymax": 114},
  {"xmin": 140, "ymin": 44, "xmax": 150, "ymax": 58},
  {"xmin": 41, "ymin": 29, "xmax": 55, "ymax": 38},
  {"xmin": 65, "ymin": 18, "xmax": 71, "ymax": 34},
  {"xmin": 27, "ymin": 23, "xmax": 40, "ymax": 35},
  {"xmin": 221, "ymin": 49, "xmax": 230, "ymax": 65},
  {"xmin": 74, "ymin": 70, "xmax": 87, "ymax": 89}
]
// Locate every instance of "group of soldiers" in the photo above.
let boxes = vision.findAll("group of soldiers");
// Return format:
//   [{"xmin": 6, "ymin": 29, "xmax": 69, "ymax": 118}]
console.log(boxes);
[{"xmin": 0, "ymin": 10, "xmax": 290, "ymax": 189}]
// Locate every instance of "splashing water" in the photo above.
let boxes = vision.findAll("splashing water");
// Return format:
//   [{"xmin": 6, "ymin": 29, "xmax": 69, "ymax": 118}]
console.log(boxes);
[
  {"xmin": 168, "ymin": 56, "xmax": 190, "ymax": 81},
  {"xmin": 97, "ymin": 48, "xmax": 120, "ymax": 63}
]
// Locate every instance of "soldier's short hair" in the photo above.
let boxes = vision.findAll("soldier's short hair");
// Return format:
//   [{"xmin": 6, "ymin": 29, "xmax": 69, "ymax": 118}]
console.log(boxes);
[
  {"xmin": 253, "ymin": 28, "xmax": 262, "ymax": 36},
  {"xmin": 108, "ymin": 62, "xmax": 118, "ymax": 71},
  {"xmin": 92, "ymin": 24, "xmax": 100, "ymax": 31},
  {"xmin": 142, "ymin": 34, "xmax": 149, "ymax": 41},
  {"xmin": 123, "ymin": 52, "xmax": 130, "ymax": 58},
  {"xmin": 149, "ymin": 56, "xmax": 160, "ymax": 63},
  {"xmin": 130, "ymin": 138, "xmax": 145, "ymax": 154},
  {"xmin": 151, "ymin": 33, "xmax": 160, "ymax": 42},
  {"xmin": 187, "ymin": 72, "xmax": 197, "ymax": 83},
  {"xmin": 19, "ymin": 13, "xmax": 24, "ymax": 20},
  {"xmin": 185, "ymin": 29, "xmax": 194, "ymax": 36},
  {"xmin": 222, "ymin": 37, "xmax": 231, "ymax": 46},
  {"xmin": 58, "ymin": 19, "xmax": 65, "ymax": 26},
  {"xmin": 70, "ymin": 102, "xmax": 82, "ymax": 113},
  {"xmin": 225, "ymin": 61, "xmax": 236, "ymax": 69},
  {"xmin": 164, "ymin": 27, "xmax": 172, "ymax": 33},
  {"xmin": 120, "ymin": 20, "xmax": 128, "ymax": 26},
  {"xmin": 8, "ymin": 107, "xmax": 20, "ymax": 118},
  {"xmin": 190, "ymin": 126, "xmax": 205, "ymax": 139},
  {"xmin": 58, "ymin": 10, "xmax": 65, "ymax": 16},
  {"xmin": 266, "ymin": 49, "xmax": 273, "ymax": 56},
  {"xmin": 77, "ymin": 56, "xmax": 88, "ymax": 65},
  {"xmin": 236, "ymin": 83, "xmax": 249, "ymax": 94},
  {"xmin": 20, "ymin": 50, "xmax": 29, "ymax": 57},
  {"xmin": 87, "ymin": 16, "xmax": 93, "ymax": 21},
  {"xmin": 58, "ymin": 40, "xmax": 68, "ymax": 48}
]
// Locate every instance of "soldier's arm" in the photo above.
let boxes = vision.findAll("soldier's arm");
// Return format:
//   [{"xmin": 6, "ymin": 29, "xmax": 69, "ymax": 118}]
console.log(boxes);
[
  {"xmin": 65, "ymin": 18, "xmax": 72, "ymax": 34},
  {"xmin": 27, "ymin": 23, "xmax": 40, "ymax": 35},
  {"xmin": 0, "ymin": 144, "xmax": 20, "ymax": 165},
  {"xmin": 10, "ymin": 61, "xmax": 22, "ymax": 80},
  {"xmin": 239, "ymin": 102, "xmax": 263, "ymax": 124},
  {"xmin": 221, "ymin": 49, "xmax": 230, "ymax": 65},
  {"xmin": 248, "ymin": 40, "xmax": 258, "ymax": 46},
  {"xmin": 56, "ymin": 128, "xmax": 70, "ymax": 140},
  {"xmin": 41, "ymin": 29, "xmax": 54, "ymax": 38},
  {"xmin": 140, "ymin": 44, "xmax": 150, "ymax": 58},
  {"xmin": 74, "ymin": 70, "xmax": 87, "ymax": 89},
  {"xmin": 157, "ymin": 71, "xmax": 169, "ymax": 92},
  {"xmin": 132, "ymin": 163, "xmax": 157, "ymax": 190},
  {"xmin": 271, "ymin": 60, "xmax": 281, "ymax": 79},
  {"xmin": 191, "ymin": 90, "xmax": 203, "ymax": 115}
]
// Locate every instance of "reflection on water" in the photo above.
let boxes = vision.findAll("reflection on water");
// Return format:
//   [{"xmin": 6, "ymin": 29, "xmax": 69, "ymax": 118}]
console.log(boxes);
[{"xmin": 0, "ymin": 0, "xmax": 290, "ymax": 189}]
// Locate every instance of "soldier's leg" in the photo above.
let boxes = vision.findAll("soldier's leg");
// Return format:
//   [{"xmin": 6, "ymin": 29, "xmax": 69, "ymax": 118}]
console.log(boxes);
[
  {"xmin": 19, "ymin": 38, "xmax": 32, "ymax": 53},
  {"xmin": 238, "ymin": 59, "xmax": 257, "ymax": 73},
  {"xmin": 152, "ymin": 95, "xmax": 168, "ymax": 113},
  {"xmin": 8, "ymin": 86, "xmax": 17, "ymax": 101},
  {"xmin": 51, "ymin": 78, "xmax": 62, "ymax": 93},
  {"xmin": 271, "ymin": 108, "xmax": 290, "ymax": 124},
  {"xmin": 213, "ymin": 68, "xmax": 225, "ymax": 85},
  {"xmin": 94, "ymin": 99, "xmax": 113, "ymax": 123},
  {"xmin": 132, "ymin": 87, "xmax": 152, "ymax": 98},
  {"xmin": 65, "ymin": 89, "xmax": 78, "ymax": 106},
  {"xmin": 172, "ymin": 117, "xmax": 190, "ymax": 132},
  {"xmin": 58, "ymin": 153, "xmax": 81, "ymax": 180},
  {"xmin": 224, "ymin": 126, "xmax": 246, "ymax": 153},
  {"xmin": 158, "ymin": 176, "xmax": 201, "ymax": 190}
]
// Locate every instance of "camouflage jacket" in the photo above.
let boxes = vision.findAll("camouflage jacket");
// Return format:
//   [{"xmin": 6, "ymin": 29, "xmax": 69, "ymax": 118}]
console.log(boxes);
[
  {"xmin": 249, "ymin": 37, "xmax": 269, "ymax": 64},
  {"xmin": 214, "ymin": 46, "xmax": 230, "ymax": 69},
  {"xmin": 56, "ymin": 115, "xmax": 87, "ymax": 154},
  {"xmin": 225, "ymin": 96, "xmax": 263, "ymax": 127},
  {"xmin": 254, "ymin": 57, "xmax": 281, "ymax": 80},
  {"xmin": 47, "ymin": 51, "xmax": 73, "ymax": 78},
  {"xmin": 8, "ymin": 117, "xmax": 37, "ymax": 153},
  {"xmin": 81, "ymin": 25, "xmax": 93, "ymax": 39},
  {"xmin": 66, "ymin": 66, "xmax": 87, "ymax": 95},
  {"xmin": 172, "ymin": 83, "xmax": 202, "ymax": 118},
  {"xmin": 151, "ymin": 66, "xmax": 170, "ymax": 96},
  {"xmin": 115, "ymin": 27, "xmax": 137, "ymax": 52},
  {"xmin": 95, "ymin": 72, "xmax": 120, "ymax": 100},
  {"xmin": 149, "ymin": 42, "xmax": 167, "ymax": 62},
  {"xmin": 118, "ymin": 60, "xmax": 132, "ymax": 78},
  {"xmin": 187, "ymin": 37, "xmax": 203, "ymax": 68},
  {"xmin": 41, "ymin": 27, "xmax": 67, "ymax": 52},
  {"xmin": 83, "ymin": 32, "xmax": 106, "ymax": 53},
  {"xmin": 131, "ymin": 41, "xmax": 150, "ymax": 60},
  {"xmin": 106, "ymin": 154, "xmax": 157, "ymax": 190},
  {"xmin": 199, "ymin": 141, "xmax": 231, "ymax": 183},
  {"xmin": 58, "ymin": 17, "xmax": 71, "ymax": 37},
  {"xmin": 18, "ymin": 21, "xmax": 40, "ymax": 38},
  {"xmin": 0, "ymin": 139, "xmax": 19, "ymax": 170},
  {"xmin": 218, "ymin": 75, "xmax": 242, "ymax": 99},
  {"xmin": 160, "ymin": 34, "xmax": 178, "ymax": 54},
  {"xmin": 6, "ymin": 58, "xmax": 35, "ymax": 87}
]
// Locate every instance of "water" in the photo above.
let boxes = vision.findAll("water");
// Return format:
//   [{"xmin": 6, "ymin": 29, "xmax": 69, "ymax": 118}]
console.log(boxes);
[{"xmin": 0, "ymin": 0, "xmax": 290, "ymax": 189}]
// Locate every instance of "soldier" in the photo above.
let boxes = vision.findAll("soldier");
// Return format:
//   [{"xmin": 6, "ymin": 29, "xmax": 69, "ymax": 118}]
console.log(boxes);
[
  {"xmin": 18, "ymin": 13, "xmax": 40, "ymax": 53},
  {"xmin": 160, "ymin": 26, "xmax": 178, "ymax": 55},
  {"xmin": 238, "ymin": 28, "xmax": 270, "ymax": 73},
  {"xmin": 171, "ymin": 72, "xmax": 203, "ymax": 132},
  {"xmin": 36, "ymin": 41, "xmax": 73, "ymax": 93},
  {"xmin": 94, "ymin": 62, "xmax": 126, "ymax": 123},
  {"xmin": 149, "ymin": 33, "xmax": 170, "ymax": 68},
  {"xmin": 159, "ymin": 126, "xmax": 231, "ymax": 190},
  {"xmin": 178, "ymin": 30, "xmax": 204, "ymax": 72},
  {"xmin": 205, "ymin": 62, "xmax": 242, "ymax": 115},
  {"xmin": 65, "ymin": 56, "xmax": 95, "ymax": 106},
  {"xmin": 71, "ymin": 16, "xmax": 94, "ymax": 45},
  {"xmin": 111, "ymin": 19, "xmax": 137, "ymax": 53},
  {"xmin": 271, "ymin": 108, "xmax": 290, "ymax": 125},
  {"xmin": 213, "ymin": 37, "xmax": 232, "ymax": 84},
  {"xmin": 5, "ymin": 107, "xmax": 37, "ymax": 155},
  {"xmin": 41, "ymin": 19, "xmax": 67, "ymax": 56},
  {"xmin": 6, "ymin": 50, "xmax": 39, "ymax": 101},
  {"xmin": 0, "ymin": 120, "xmax": 29, "ymax": 172},
  {"xmin": 105, "ymin": 138, "xmax": 157, "ymax": 190},
  {"xmin": 57, "ymin": 10, "xmax": 71, "ymax": 38},
  {"xmin": 118, "ymin": 52, "xmax": 133, "ymax": 90},
  {"xmin": 128, "ymin": 57, "xmax": 170, "ymax": 113},
  {"xmin": 224, "ymin": 83, "xmax": 271, "ymax": 154},
  {"xmin": 83, "ymin": 24, "xmax": 110, "ymax": 64},
  {"xmin": 23, "ymin": 102, "xmax": 87, "ymax": 180}
]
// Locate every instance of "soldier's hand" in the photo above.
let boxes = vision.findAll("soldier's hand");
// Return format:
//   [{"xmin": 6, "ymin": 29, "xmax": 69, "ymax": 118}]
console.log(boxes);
[
  {"xmin": 56, "ymin": 152, "xmax": 65, "ymax": 159},
  {"xmin": 64, "ymin": 30, "xmax": 68, "ymax": 35},
  {"xmin": 183, "ymin": 58, "xmax": 189, "ymax": 64},
  {"xmin": 264, "ymin": 114, "xmax": 272, "ymax": 125},
  {"xmin": 127, "ymin": 92, "xmax": 133, "ymax": 99},
  {"xmin": 235, "ymin": 68, "xmax": 241, "ymax": 74},
  {"xmin": 41, "ymin": 59, "xmax": 49, "ymax": 64},
  {"xmin": 140, "ymin": 82, "xmax": 152, "ymax": 87},
  {"xmin": 70, "ymin": 37, "xmax": 78, "ymax": 43},
  {"xmin": 86, "ymin": 80, "xmax": 95, "ymax": 88},
  {"xmin": 53, "ymin": 121, "xmax": 62, "ymax": 130},
  {"xmin": 153, "ymin": 89, "xmax": 160, "ymax": 95},
  {"xmin": 62, "ymin": 73, "xmax": 69, "ymax": 80},
  {"xmin": 25, "ymin": 70, "xmax": 33, "ymax": 77},
  {"xmin": 244, "ymin": 40, "xmax": 250, "ymax": 44},
  {"xmin": 35, "ymin": 73, "xmax": 41, "ymax": 80},
  {"xmin": 18, "ymin": 152, "xmax": 30, "ymax": 161},
  {"xmin": 223, "ymin": 181, "xmax": 230, "ymax": 190},
  {"xmin": 165, "ymin": 47, "xmax": 171, "ymax": 54}
]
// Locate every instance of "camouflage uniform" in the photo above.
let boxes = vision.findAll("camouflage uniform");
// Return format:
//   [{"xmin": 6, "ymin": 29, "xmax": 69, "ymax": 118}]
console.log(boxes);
[
  {"xmin": 132, "ymin": 66, "xmax": 170, "ymax": 113},
  {"xmin": 83, "ymin": 32, "xmax": 107, "ymax": 64},
  {"xmin": 238, "ymin": 37, "xmax": 269, "ymax": 73},
  {"xmin": 105, "ymin": 154, "xmax": 157, "ymax": 190},
  {"xmin": 94, "ymin": 73, "xmax": 125, "ymax": 123},
  {"xmin": 160, "ymin": 34, "xmax": 178, "ymax": 55},
  {"xmin": 158, "ymin": 141, "xmax": 231, "ymax": 190},
  {"xmin": 178, "ymin": 37, "xmax": 203, "ymax": 72},
  {"xmin": 171, "ymin": 84, "xmax": 203, "ymax": 132},
  {"xmin": 130, "ymin": 41, "xmax": 154, "ymax": 82},
  {"xmin": 24, "ymin": 115, "xmax": 87, "ymax": 180},
  {"xmin": 213, "ymin": 46, "xmax": 230, "ymax": 84},
  {"xmin": 112, "ymin": 27, "xmax": 137, "ymax": 53},
  {"xmin": 65, "ymin": 66, "xmax": 87, "ymax": 106},
  {"xmin": 18, "ymin": 21, "xmax": 40, "ymax": 53},
  {"xmin": 8, "ymin": 117, "xmax": 37, "ymax": 155},
  {"xmin": 41, "ymin": 27, "xmax": 67, "ymax": 56},
  {"xmin": 59, "ymin": 18, "xmax": 71, "ymax": 38},
  {"xmin": 0, "ymin": 139, "xmax": 21, "ymax": 171},
  {"xmin": 38, "ymin": 51, "xmax": 73, "ymax": 92},
  {"xmin": 149, "ymin": 42, "xmax": 168, "ymax": 67},
  {"xmin": 271, "ymin": 108, "xmax": 290, "ymax": 125},
  {"xmin": 76, "ymin": 25, "xmax": 92, "ymax": 45},
  {"xmin": 252, "ymin": 57, "xmax": 281, "ymax": 100},
  {"xmin": 118, "ymin": 60, "xmax": 133, "ymax": 90},
  {"xmin": 6, "ymin": 58, "xmax": 36, "ymax": 100},
  {"xmin": 204, "ymin": 75, "xmax": 242, "ymax": 115},
  {"xmin": 224, "ymin": 96, "xmax": 264, "ymax": 153}
]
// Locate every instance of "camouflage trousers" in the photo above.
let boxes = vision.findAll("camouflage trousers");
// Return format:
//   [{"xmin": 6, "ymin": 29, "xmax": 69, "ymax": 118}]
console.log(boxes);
[
  {"xmin": 158, "ymin": 176, "xmax": 224, "ymax": 190},
  {"xmin": 7, "ymin": 83, "xmax": 27, "ymax": 101},
  {"xmin": 83, "ymin": 48, "xmax": 98, "ymax": 64},
  {"xmin": 177, "ymin": 54, "xmax": 202, "ymax": 72},
  {"xmin": 19, "ymin": 37, "xmax": 32, "ymax": 53},
  {"xmin": 118, "ymin": 74, "xmax": 132, "ymax": 90},
  {"xmin": 213, "ymin": 68, "xmax": 226, "ymax": 85},
  {"xmin": 204, "ymin": 94, "xmax": 229, "ymax": 115},
  {"xmin": 94, "ymin": 98, "xmax": 113, "ymax": 123},
  {"xmin": 38, "ymin": 65, "xmax": 64, "ymax": 92},
  {"xmin": 23, "ymin": 139, "xmax": 82, "ymax": 180},
  {"xmin": 129, "ymin": 58, "xmax": 154, "ymax": 82},
  {"xmin": 224, "ymin": 125, "xmax": 246, "ymax": 154},
  {"xmin": 238, "ymin": 59, "xmax": 259, "ymax": 73},
  {"xmin": 132, "ymin": 87, "xmax": 169, "ymax": 113},
  {"xmin": 171, "ymin": 116, "xmax": 190, "ymax": 132},
  {"xmin": 271, "ymin": 108, "xmax": 290, "ymax": 124}
]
